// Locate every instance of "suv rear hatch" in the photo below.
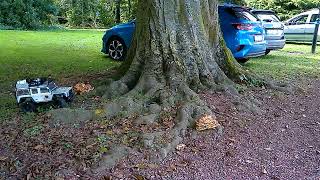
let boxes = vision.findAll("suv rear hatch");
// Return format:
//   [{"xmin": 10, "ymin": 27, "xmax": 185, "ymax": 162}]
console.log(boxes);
[{"xmin": 251, "ymin": 10, "xmax": 284, "ymax": 40}]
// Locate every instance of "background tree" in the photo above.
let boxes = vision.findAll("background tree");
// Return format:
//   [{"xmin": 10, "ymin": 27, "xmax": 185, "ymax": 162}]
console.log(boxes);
[
  {"xmin": 0, "ymin": 0, "xmax": 57, "ymax": 29},
  {"xmin": 246, "ymin": 0, "xmax": 320, "ymax": 20}
]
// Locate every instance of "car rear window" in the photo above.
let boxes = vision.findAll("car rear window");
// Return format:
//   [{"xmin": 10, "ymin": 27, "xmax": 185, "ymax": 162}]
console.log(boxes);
[
  {"xmin": 232, "ymin": 8, "xmax": 258, "ymax": 22},
  {"xmin": 255, "ymin": 13, "xmax": 280, "ymax": 22}
]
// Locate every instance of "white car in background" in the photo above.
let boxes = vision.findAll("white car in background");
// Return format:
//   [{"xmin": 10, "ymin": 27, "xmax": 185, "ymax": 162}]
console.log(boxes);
[{"xmin": 284, "ymin": 9, "xmax": 320, "ymax": 43}]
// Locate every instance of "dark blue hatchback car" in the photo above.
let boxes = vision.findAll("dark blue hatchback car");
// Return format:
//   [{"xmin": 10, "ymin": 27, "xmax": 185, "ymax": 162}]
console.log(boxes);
[
  {"xmin": 102, "ymin": 4, "xmax": 267, "ymax": 62},
  {"xmin": 218, "ymin": 5, "xmax": 267, "ymax": 62}
]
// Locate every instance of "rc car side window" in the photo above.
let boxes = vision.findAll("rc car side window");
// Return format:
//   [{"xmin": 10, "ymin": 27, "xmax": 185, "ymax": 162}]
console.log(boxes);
[
  {"xmin": 40, "ymin": 88, "xmax": 49, "ymax": 93},
  {"xmin": 31, "ymin": 89, "xmax": 38, "ymax": 94}
]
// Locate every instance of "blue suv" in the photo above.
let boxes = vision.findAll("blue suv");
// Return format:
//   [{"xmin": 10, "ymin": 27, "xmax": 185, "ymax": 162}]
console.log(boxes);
[
  {"xmin": 218, "ymin": 5, "xmax": 267, "ymax": 62},
  {"xmin": 102, "ymin": 5, "xmax": 267, "ymax": 63}
]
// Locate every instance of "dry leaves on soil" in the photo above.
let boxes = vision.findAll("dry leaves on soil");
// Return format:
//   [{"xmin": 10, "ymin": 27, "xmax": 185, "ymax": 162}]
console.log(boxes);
[
  {"xmin": 196, "ymin": 115, "xmax": 220, "ymax": 131},
  {"xmin": 74, "ymin": 83, "xmax": 94, "ymax": 94}
]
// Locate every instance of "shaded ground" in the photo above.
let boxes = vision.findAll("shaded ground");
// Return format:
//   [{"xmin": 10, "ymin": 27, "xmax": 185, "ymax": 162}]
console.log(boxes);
[
  {"xmin": 1, "ymin": 79, "xmax": 319, "ymax": 179},
  {"xmin": 99, "ymin": 79, "xmax": 320, "ymax": 180}
]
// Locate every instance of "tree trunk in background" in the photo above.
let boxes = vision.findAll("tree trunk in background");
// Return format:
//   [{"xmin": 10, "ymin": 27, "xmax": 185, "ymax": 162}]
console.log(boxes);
[
  {"xmin": 115, "ymin": 0, "xmax": 121, "ymax": 23},
  {"xmin": 128, "ymin": 0, "xmax": 131, "ymax": 18}
]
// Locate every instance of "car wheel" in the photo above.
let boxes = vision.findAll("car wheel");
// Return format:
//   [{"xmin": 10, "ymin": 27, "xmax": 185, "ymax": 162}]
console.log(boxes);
[
  {"xmin": 236, "ymin": 58, "xmax": 249, "ymax": 63},
  {"xmin": 265, "ymin": 49, "xmax": 271, "ymax": 55},
  {"xmin": 55, "ymin": 97, "xmax": 68, "ymax": 108},
  {"xmin": 20, "ymin": 100, "xmax": 36, "ymax": 112},
  {"xmin": 107, "ymin": 37, "xmax": 127, "ymax": 60}
]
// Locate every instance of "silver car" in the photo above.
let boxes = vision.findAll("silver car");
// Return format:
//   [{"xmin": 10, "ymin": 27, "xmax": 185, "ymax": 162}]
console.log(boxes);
[
  {"xmin": 284, "ymin": 9, "xmax": 320, "ymax": 43},
  {"xmin": 251, "ymin": 10, "xmax": 286, "ymax": 55}
]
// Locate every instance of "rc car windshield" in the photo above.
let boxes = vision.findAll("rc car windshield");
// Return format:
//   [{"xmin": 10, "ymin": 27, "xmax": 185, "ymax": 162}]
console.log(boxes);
[{"xmin": 48, "ymin": 82, "xmax": 58, "ymax": 91}]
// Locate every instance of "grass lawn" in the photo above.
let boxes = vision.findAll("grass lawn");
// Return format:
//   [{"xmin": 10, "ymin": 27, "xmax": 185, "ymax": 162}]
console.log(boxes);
[
  {"xmin": 0, "ymin": 30, "xmax": 119, "ymax": 122},
  {"xmin": 245, "ymin": 44, "xmax": 320, "ymax": 81},
  {"xmin": 1, "ymin": 30, "xmax": 320, "ymax": 122}
]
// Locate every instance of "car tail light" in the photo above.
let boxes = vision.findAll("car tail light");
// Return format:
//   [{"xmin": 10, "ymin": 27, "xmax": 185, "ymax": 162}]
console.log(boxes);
[
  {"xmin": 236, "ymin": 45, "xmax": 245, "ymax": 52},
  {"xmin": 232, "ymin": 23, "xmax": 253, "ymax": 30}
]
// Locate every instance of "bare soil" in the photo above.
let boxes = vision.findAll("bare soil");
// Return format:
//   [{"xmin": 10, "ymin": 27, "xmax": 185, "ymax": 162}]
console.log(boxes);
[
  {"xmin": 1, "ymin": 79, "xmax": 319, "ymax": 179},
  {"xmin": 98, "ymin": 80, "xmax": 320, "ymax": 180}
]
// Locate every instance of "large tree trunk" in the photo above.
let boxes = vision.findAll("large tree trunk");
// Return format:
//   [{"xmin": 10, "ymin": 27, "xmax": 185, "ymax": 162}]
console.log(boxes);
[
  {"xmin": 106, "ymin": 0, "xmax": 246, "ymax": 104},
  {"xmin": 99, "ymin": 0, "xmax": 291, "ymax": 165},
  {"xmin": 103, "ymin": 0, "xmax": 246, "ymax": 156}
]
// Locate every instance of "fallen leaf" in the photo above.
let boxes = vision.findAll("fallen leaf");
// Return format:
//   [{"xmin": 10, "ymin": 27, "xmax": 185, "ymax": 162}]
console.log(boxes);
[
  {"xmin": 264, "ymin": 147, "xmax": 273, "ymax": 151},
  {"xmin": 134, "ymin": 163, "xmax": 147, "ymax": 169},
  {"xmin": 262, "ymin": 168, "xmax": 267, "ymax": 174},
  {"xmin": 167, "ymin": 164, "xmax": 177, "ymax": 172},
  {"xmin": 196, "ymin": 115, "xmax": 220, "ymax": 131},
  {"xmin": 176, "ymin": 144, "xmax": 186, "ymax": 151},
  {"xmin": 176, "ymin": 160, "xmax": 189, "ymax": 167},
  {"xmin": 74, "ymin": 83, "xmax": 94, "ymax": 94},
  {"xmin": 103, "ymin": 176, "xmax": 112, "ymax": 180},
  {"xmin": 26, "ymin": 174, "xmax": 32, "ymax": 180},
  {"xmin": 132, "ymin": 174, "xmax": 146, "ymax": 180},
  {"xmin": 34, "ymin": 145, "xmax": 44, "ymax": 150},
  {"xmin": 0, "ymin": 156, "xmax": 8, "ymax": 161}
]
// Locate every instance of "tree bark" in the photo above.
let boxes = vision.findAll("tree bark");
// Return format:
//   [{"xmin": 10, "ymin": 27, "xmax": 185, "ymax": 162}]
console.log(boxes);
[
  {"xmin": 115, "ymin": 0, "xmax": 121, "ymax": 23},
  {"xmin": 102, "ymin": 0, "xmax": 238, "ymax": 154},
  {"xmin": 100, "ymin": 0, "xmax": 291, "ymax": 161}
]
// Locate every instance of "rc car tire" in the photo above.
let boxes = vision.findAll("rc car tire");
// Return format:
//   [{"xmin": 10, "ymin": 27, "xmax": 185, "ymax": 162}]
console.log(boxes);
[
  {"xmin": 20, "ymin": 100, "xmax": 36, "ymax": 112},
  {"xmin": 56, "ymin": 97, "xmax": 68, "ymax": 108}
]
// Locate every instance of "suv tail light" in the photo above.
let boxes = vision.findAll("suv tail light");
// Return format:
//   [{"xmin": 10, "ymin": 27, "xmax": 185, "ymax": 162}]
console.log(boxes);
[
  {"xmin": 232, "ymin": 23, "xmax": 253, "ymax": 30},
  {"xmin": 236, "ymin": 45, "xmax": 245, "ymax": 52}
]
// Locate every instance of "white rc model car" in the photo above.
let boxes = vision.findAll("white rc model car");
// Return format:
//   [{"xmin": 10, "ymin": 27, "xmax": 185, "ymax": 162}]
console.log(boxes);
[{"xmin": 15, "ymin": 78, "xmax": 74, "ymax": 112}]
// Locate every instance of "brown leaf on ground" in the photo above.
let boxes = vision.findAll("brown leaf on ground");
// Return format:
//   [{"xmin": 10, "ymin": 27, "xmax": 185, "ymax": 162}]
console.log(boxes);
[
  {"xmin": 176, "ymin": 144, "xmax": 187, "ymax": 151},
  {"xmin": 74, "ymin": 83, "xmax": 94, "ymax": 94},
  {"xmin": 0, "ymin": 156, "xmax": 8, "ymax": 161},
  {"xmin": 196, "ymin": 115, "xmax": 220, "ymax": 131},
  {"xmin": 34, "ymin": 145, "xmax": 44, "ymax": 150},
  {"xmin": 132, "ymin": 174, "xmax": 146, "ymax": 180}
]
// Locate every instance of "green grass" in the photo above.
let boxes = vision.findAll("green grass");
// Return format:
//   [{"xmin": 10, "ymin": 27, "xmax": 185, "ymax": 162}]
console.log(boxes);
[
  {"xmin": 0, "ymin": 30, "xmax": 119, "ymax": 122},
  {"xmin": 245, "ymin": 44, "xmax": 320, "ymax": 81},
  {"xmin": 1, "ymin": 30, "xmax": 320, "ymax": 122}
]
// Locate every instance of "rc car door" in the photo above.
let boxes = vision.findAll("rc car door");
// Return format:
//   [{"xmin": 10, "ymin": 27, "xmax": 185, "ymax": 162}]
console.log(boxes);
[{"xmin": 40, "ymin": 88, "xmax": 53, "ymax": 102}]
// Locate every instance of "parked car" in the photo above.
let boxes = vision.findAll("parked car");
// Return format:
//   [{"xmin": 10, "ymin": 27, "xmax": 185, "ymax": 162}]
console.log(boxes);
[
  {"xmin": 101, "ymin": 20, "xmax": 135, "ymax": 60},
  {"xmin": 250, "ymin": 9, "xmax": 286, "ymax": 55},
  {"xmin": 102, "ymin": 5, "xmax": 267, "ymax": 63},
  {"xmin": 218, "ymin": 4, "xmax": 266, "ymax": 62},
  {"xmin": 284, "ymin": 9, "xmax": 320, "ymax": 43}
]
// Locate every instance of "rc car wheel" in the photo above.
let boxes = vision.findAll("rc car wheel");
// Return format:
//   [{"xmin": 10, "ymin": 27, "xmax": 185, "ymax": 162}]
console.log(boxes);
[
  {"xmin": 56, "ymin": 97, "xmax": 68, "ymax": 108},
  {"xmin": 107, "ymin": 37, "xmax": 127, "ymax": 60},
  {"xmin": 20, "ymin": 100, "xmax": 36, "ymax": 112}
]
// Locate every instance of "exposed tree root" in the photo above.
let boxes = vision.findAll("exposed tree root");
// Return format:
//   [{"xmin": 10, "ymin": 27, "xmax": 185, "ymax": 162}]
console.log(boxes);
[{"xmin": 54, "ymin": 0, "xmax": 297, "ymax": 173}]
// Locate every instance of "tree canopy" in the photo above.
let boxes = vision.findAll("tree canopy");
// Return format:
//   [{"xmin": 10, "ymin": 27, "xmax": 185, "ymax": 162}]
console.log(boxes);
[
  {"xmin": 246, "ymin": 0, "xmax": 320, "ymax": 20},
  {"xmin": 1, "ymin": 0, "xmax": 320, "ymax": 29},
  {"xmin": 0, "ymin": 0, "xmax": 57, "ymax": 29}
]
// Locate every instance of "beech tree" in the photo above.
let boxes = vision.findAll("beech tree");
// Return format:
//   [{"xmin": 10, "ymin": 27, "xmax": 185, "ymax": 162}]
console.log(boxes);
[
  {"xmin": 52, "ymin": 1, "xmax": 290, "ymax": 166},
  {"xmin": 97, "ymin": 0, "xmax": 294, "ymax": 159}
]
